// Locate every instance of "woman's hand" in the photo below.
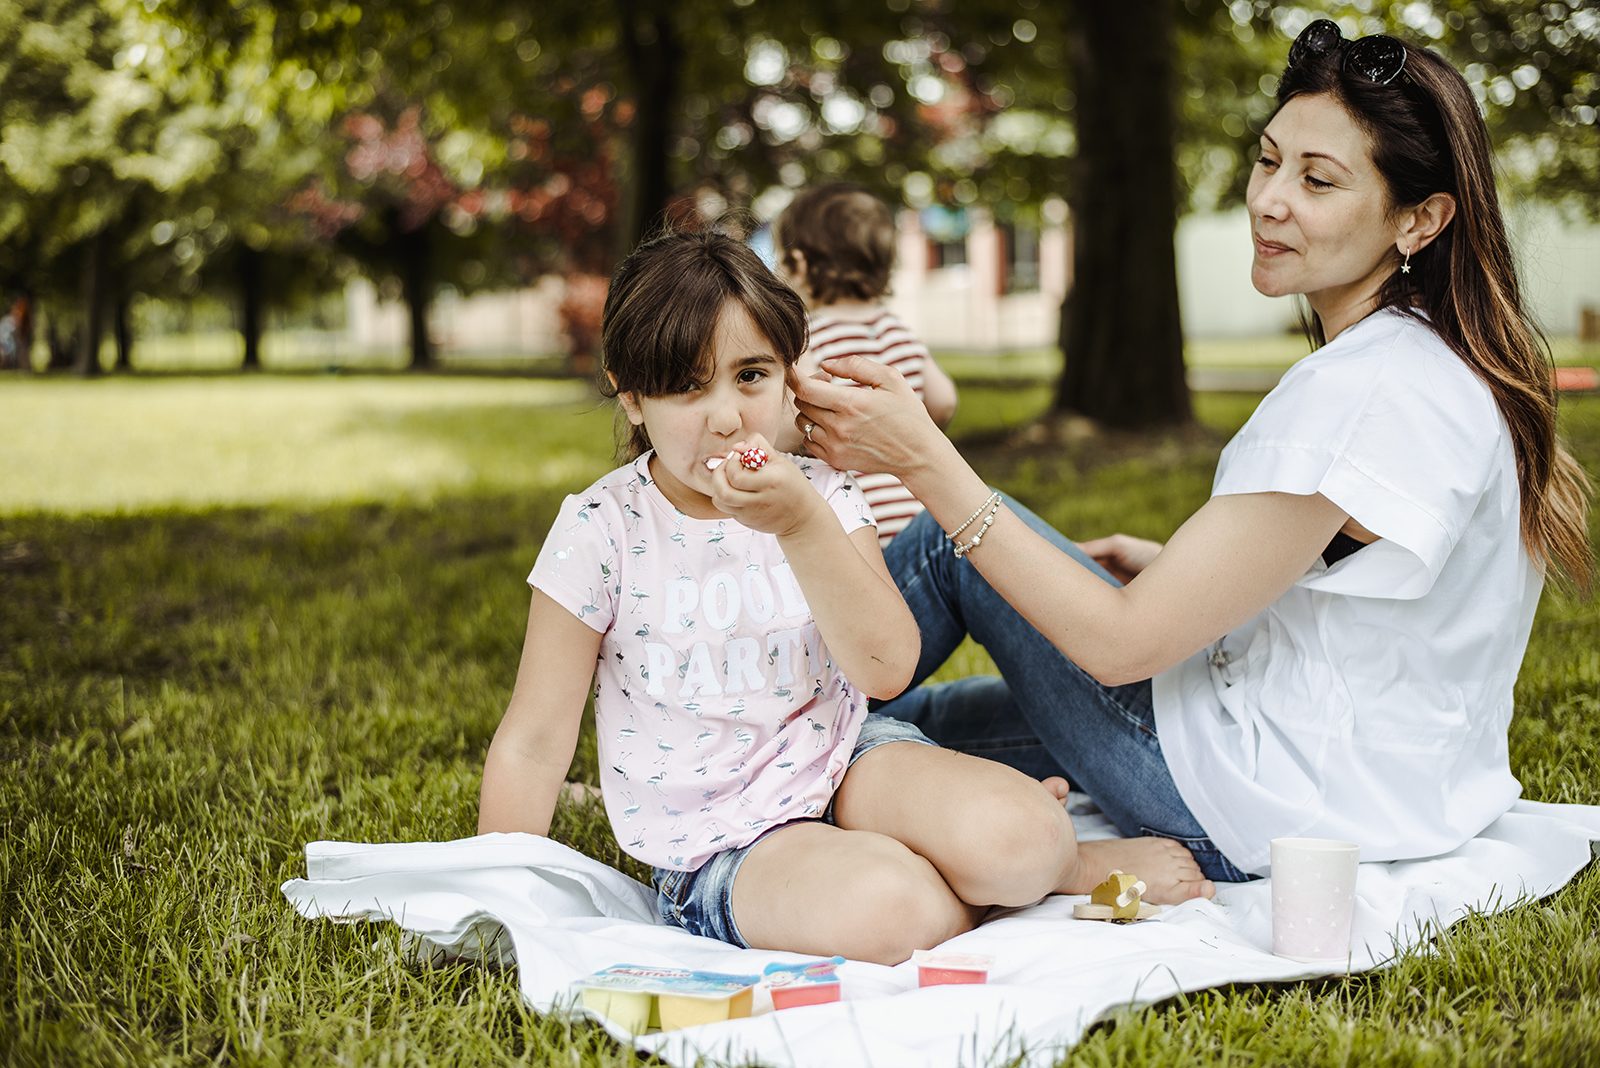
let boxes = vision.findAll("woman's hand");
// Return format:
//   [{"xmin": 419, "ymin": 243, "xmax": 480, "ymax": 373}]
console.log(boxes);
[
  {"xmin": 708, "ymin": 434, "xmax": 825, "ymax": 537},
  {"xmin": 1076, "ymin": 534, "xmax": 1164, "ymax": 585},
  {"xmin": 791, "ymin": 356, "xmax": 946, "ymax": 480}
]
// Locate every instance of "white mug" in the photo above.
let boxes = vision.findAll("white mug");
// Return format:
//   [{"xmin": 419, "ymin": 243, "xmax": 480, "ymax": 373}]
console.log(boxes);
[{"xmin": 1270, "ymin": 837, "xmax": 1360, "ymax": 964}]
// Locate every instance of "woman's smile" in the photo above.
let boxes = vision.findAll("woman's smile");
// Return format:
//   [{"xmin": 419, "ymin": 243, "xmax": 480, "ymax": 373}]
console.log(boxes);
[{"xmin": 1252, "ymin": 234, "xmax": 1295, "ymax": 258}]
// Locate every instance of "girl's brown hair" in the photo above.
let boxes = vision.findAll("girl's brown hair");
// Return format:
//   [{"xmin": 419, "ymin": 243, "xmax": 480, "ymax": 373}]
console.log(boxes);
[
  {"xmin": 599, "ymin": 228, "xmax": 807, "ymax": 458},
  {"xmin": 1278, "ymin": 42, "xmax": 1593, "ymax": 591},
  {"xmin": 773, "ymin": 183, "xmax": 897, "ymax": 303}
]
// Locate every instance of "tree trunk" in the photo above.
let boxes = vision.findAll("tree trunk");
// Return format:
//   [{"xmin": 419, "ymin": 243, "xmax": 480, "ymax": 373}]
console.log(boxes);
[
  {"xmin": 395, "ymin": 214, "xmax": 433, "ymax": 371},
  {"xmin": 75, "ymin": 231, "xmax": 107, "ymax": 378},
  {"xmin": 15, "ymin": 291, "xmax": 34, "ymax": 370},
  {"xmin": 1053, "ymin": 0, "xmax": 1190, "ymax": 429},
  {"xmin": 112, "ymin": 294, "xmax": 133, "ymax": 371},
  {"xmin": 619, "ymin": 0, "xmax": 681, "ymax": 247},
  {"xmin": 238, "ymin": 244, "xmax": 263, "ymax": 371},
  {"xmin": 46, "ymin": 310, "xmax": 74, "ymax": 371}
]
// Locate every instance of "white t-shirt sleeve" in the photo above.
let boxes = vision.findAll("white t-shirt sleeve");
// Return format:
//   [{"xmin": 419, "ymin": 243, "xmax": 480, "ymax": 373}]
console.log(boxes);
[
  {"xmin": 794, "ymin": 456, "xmax": 877, "ymax": 534},
  {"xmin": 1213, "ymin": 344, "xmax": 1501, "ymax": 600},
  {"xmin": 526, "ymin": 494, "xmax": 619, "ymax": 633}
]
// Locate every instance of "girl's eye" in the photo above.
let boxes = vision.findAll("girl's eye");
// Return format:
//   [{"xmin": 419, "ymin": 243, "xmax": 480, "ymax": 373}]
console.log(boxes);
[
  {"xmin": 1256, "ymin": 155, "xmax": 1278, "ymax": 169},
  {"xmin": 737, "ymin": 368, "xmax": 768, "ymax": 385}
]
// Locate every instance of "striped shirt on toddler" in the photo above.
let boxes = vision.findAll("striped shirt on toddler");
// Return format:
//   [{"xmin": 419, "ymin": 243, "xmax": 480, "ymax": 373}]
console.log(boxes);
[{"xmin": 800, "ymin": 310, "xmax": 931, "ymax": 546}]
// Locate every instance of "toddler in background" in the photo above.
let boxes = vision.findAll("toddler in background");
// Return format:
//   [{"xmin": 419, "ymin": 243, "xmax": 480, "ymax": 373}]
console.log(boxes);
[{"xmin": 773, "ymin": 183, "xmax": 958, "ymax": 545}]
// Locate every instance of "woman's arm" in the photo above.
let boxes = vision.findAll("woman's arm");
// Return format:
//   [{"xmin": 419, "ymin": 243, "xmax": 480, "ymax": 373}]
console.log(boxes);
[
  {"xmin": 1077, "ymin": 533, "xmax": 1164, "ymax": 585},
  {"xmin": 479, "ymin": 590, "xmax": 603, "ymax": 834},
  {"xmin": 793, "ymin": 357, "xmax": 1347, "ymax": 684},
  {"xmin": 959, "ymin": 488, "xmax": 1344, "ymax": 684}
]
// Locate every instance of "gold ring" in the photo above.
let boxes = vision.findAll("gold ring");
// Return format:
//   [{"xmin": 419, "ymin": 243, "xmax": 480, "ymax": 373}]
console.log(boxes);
[{"xmin": 803, "ymin": 422, "xmax": 815, "ymax": 442}]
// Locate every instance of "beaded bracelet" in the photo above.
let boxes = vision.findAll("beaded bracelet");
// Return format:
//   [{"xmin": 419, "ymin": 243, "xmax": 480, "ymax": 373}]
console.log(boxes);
[
  {"xmin": 946, "ymin": 491, "xmax": 1002, "ymax": 542},
  {"xmin": 952, "ymin": 495, "xmax": 1003, "ymax": 558}
]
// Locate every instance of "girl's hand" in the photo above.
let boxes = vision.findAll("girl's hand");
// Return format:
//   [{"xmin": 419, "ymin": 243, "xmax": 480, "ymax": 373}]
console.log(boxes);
[
  {"xmin": 791, "ymin": 356, "xmax": 945, "ymax": 481},
  {"xmin": 1075, "ymin": 534, "xmax": 1164, "ymax": 585},
  {"xmin": 709, "ymin": 433, "xmax": 826, "ymax": 537}
]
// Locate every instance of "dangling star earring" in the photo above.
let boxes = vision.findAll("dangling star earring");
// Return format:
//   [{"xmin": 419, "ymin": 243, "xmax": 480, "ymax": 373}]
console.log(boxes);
[{"xmin": 1400, "ymin": 247, "xmax": 1413, "ymax": 274}]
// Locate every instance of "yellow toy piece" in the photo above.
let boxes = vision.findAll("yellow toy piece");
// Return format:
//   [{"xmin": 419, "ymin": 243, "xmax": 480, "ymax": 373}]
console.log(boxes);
[{"xmin": 1088, "ymin": 869, "xmax": 1150, "ymax": 921}]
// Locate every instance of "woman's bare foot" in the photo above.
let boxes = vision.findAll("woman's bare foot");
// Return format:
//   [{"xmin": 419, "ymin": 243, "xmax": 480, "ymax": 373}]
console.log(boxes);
[{"xmin": 1058, "ymin": 837, "xmax": 1216, "ymax": 904}]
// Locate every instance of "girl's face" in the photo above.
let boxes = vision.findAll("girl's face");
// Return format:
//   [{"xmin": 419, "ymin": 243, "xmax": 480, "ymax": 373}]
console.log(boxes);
[
  {"xmin": 618, "ymin": 299, "xmax": 790, "ymax": 519},
  {"xmin": 1246, "ymin": 93, "xmax": 1401, "ymax": 317}
]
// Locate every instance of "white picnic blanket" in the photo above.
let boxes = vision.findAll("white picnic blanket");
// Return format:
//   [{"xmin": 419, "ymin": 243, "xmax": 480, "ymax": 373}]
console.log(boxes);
[{"xmin": 282, "ymin": 800, "xmax": 1600, "ymax": 1068}]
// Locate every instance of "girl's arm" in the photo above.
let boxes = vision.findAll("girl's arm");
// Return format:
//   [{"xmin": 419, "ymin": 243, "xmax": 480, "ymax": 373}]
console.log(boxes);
[
  {"xmin": 793, "ymin": 357, "xmax": 1347, "ymax": 685},
  {"xmin": 778, "ymin": 519, "xmax": 919, "ymax": 700},
  {"xmin": 479, "ymin": 589, "xmax": 603, "ymax": 835},
  {"xmin": 710, "ymin": 436, "xmax": 919, "ymax": 699}
]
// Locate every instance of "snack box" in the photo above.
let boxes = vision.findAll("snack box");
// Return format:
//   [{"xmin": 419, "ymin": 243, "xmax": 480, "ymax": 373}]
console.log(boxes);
[
  {"xmin": 573, "ymin": 965, "xmax": 761, "ymax": 1033},
  {"xmin": 763, "ymin": 956, "xmax": 845, "ymax": 1010},
  {"xmin": 912, "ymin": 950, "xmax": 993, "ymax": 987}
]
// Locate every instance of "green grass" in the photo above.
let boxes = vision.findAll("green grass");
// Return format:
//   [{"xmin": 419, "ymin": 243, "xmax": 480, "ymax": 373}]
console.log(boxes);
[
  {"xmin": 48, "ymin": 326, "xmax": 1600, "ymax": 380},
  {"xmin": 937, "ymin": 334, "xmax": 1600, "ymax": 380},
  {"xmin": 2, "ymin": 373, "xmax": 1598, "ymax": 1065}
]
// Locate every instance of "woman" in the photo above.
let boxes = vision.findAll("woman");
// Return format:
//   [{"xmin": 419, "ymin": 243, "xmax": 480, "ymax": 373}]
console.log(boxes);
[{"xmin": 792, "ymin": 22, "xmax": 1593, "ymax": 893}]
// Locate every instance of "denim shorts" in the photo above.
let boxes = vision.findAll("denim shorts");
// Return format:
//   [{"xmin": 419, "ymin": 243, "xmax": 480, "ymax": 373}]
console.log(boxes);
[{"xmin": 651, "ymin": 712, "xmax": 936, "ymax": 947}]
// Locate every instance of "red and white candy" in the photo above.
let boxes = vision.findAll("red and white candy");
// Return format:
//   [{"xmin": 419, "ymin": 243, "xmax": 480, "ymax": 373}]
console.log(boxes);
[{"xmin": 738, "ymin": 447, "xmax": 769, "ymax": 471}]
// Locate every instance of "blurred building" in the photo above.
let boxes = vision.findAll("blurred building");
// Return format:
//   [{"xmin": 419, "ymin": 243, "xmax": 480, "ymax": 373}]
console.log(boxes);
[{"xmin": 345, "ymin": 201, "xmax": 1600, "ymax": 358}]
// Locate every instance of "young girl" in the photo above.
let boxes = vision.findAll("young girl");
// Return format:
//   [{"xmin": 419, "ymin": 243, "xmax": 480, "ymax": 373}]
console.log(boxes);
[{"xmin": 479, "ymin": 230, "xmax": 1126, "ymax": 965}]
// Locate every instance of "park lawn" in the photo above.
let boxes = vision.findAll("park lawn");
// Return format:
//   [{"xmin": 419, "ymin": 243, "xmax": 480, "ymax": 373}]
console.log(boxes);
[
  {"xmin": 2, "ymin": 374, "xmax": 1598, "ymax": 1066},
  {"xmin": 54, "ymin": 326, "xmax": 1600, "ymax": 379}
]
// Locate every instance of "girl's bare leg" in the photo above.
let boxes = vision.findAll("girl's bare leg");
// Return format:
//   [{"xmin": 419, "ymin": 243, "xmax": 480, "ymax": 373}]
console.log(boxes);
[
  {"xmin": 729, "ymin": 821, "xmax": 982, "ymax": 966},
  {"xmin": 833, "ymin": 743, "xmax": 1214, "ymax": 905}
]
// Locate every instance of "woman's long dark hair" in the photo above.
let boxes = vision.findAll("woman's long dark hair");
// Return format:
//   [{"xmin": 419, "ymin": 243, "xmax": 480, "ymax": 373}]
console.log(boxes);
[{"xmin": 1279, "ymin": 42, "xmax": 1593, "ymax": 592}]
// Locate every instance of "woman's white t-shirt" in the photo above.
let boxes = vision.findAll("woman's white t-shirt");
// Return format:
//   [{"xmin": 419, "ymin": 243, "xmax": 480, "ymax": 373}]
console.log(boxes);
[{"xmin": 1152, "ymin": 307, "xmax": 1543, "ymax": 875}]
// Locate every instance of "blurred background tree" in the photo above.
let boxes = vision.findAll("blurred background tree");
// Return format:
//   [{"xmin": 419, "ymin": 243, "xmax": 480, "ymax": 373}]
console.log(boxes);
[{"xmin": 4, "ymin": 0, "xmax": 1596, "ymax": 419}]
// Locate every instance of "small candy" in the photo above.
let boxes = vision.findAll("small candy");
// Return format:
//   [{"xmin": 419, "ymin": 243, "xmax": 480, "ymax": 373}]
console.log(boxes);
[{"xmin": 738, "ymin": 447, "xmax": 769, "ymax": 471}]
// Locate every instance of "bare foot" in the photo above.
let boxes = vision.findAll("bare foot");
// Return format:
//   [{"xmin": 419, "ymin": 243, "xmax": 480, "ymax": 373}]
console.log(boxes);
[
  {"xmin": 1040, "ymin": 776, "xmax": 1071, "ymax": 803},
  {"xmin": 1058, "ymin": 837, "xmax": 1215, "ymax": 904}
]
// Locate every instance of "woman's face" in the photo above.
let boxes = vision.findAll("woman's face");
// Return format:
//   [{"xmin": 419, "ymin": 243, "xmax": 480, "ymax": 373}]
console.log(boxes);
[{"xmin": 1246, "ymin": 93, "xmax": 1400, "ymax": 309}]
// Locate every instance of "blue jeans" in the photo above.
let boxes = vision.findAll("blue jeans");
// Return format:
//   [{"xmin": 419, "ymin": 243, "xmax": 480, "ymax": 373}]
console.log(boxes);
[{"xmin": 876, "ymin": 503, "xmax": 1253, "ymax": 883}]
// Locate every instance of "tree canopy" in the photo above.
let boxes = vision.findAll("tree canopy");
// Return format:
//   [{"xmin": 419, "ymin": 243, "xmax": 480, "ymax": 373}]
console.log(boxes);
[{"xmin": 2, "ymin": 0, "xmax": 1594, "ymax": 404}]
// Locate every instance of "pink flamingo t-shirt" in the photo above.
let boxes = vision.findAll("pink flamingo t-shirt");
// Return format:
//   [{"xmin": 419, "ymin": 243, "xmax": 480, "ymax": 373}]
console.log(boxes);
[{"xmin": 528, "ymin": 453, "xmax": 877, "ymax": 871}]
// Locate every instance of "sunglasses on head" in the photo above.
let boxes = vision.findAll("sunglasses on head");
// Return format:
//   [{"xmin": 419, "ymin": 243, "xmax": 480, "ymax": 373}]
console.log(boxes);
[{"xmin": 1288, "ymin": 18, "xmax": 1408, "ymax": 86}]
